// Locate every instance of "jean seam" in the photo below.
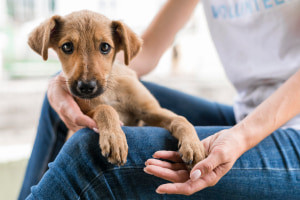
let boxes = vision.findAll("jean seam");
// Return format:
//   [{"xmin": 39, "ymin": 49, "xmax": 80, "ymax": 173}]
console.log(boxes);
[
  {"xmin": 231, "ymin": 168, "xmax": 300, "ymax": 170},
  {"xmin": 37, "ymin": 116, "xmax": 62, "ymax": 183},
  {"xmin": 44, "ymin": 165, "xmax": 79, "ymax": 200},
  {"xmin": 78, "ymin": 166, "xmax": 144, "ymax": 199}
]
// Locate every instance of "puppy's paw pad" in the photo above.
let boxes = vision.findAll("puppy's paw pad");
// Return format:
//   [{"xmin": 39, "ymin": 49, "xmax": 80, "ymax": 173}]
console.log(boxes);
[
  {"xmin": 179, "ymin": 140, "xmax": 206, "ymax": 169},
  {"xmin": 99, "ymin": 131, "xmax": 128, "ymax": 166}
]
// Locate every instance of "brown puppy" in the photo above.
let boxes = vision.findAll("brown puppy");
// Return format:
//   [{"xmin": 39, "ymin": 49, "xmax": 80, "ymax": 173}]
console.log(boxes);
[{"xmin": 28, "ymin": 10, "xmax": 206, "ymax": 167}]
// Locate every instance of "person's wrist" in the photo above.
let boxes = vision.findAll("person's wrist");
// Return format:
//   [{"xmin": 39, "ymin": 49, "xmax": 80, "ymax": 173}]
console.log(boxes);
[{"xmin": 229, "ymin": 122, "xmax": 254, "ymax": 156}]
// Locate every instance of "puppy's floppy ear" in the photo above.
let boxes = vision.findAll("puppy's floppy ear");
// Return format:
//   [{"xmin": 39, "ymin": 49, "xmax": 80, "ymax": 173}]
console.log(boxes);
[
  {"xmin": 28, "ymin": 15, "xmax": 62, "ymax": 61},
  {"xmin": 111, "ymin": 21, "xmax": 143, "ymax": 65}
]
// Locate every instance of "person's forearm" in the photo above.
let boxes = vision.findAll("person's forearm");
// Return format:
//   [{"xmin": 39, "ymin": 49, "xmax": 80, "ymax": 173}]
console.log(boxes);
[
  {"xmin": 232, "ymin": 69, "xmax": 300, "ymax": 153},
  {"xmin": 129, "ymin": 0, "xmax": 200, "ymax": 76}
]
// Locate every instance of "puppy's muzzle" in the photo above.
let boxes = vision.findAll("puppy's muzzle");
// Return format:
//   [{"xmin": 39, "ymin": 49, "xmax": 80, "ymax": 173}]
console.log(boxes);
[
  {"xmin": 71, "ymin": 79, "xmax": 104, "ymax": 99},
  {"xmin": 77, "ymin": 80, "xmax": 96, "ymax": 94}
]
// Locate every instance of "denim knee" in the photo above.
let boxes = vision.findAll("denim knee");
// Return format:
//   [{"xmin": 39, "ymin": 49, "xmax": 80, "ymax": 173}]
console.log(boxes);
[
  {"xmin": 61, "ymin": 127, "xmax": 177, "ymax": 167},
  {"xmin": 66, "ymin": 128, "xmax": 98, "ymax": 146},
  {"xmin": 61, "ymin": 128, "xmax": 100, "ymax": 159},
  {"xmin": 28, "ymin": 129, "xmax": 110, "ymax": 200}
]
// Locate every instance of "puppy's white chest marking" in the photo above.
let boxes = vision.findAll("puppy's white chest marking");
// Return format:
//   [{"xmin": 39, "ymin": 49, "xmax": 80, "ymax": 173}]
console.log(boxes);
[{"xmin": 101, "ymin": 95, "xmax": 120, "ymax": 107}]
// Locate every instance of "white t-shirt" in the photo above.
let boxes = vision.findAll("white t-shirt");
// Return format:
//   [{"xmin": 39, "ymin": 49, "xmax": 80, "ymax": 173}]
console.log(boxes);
[{"xmin": 202, "ymin": 0, "xmax": 300, "ymax": 129}]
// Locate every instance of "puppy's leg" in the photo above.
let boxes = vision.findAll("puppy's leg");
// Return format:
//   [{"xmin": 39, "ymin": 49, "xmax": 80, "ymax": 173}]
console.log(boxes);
[
  {"xmin": 88, "ymin": 105, "xmax": 128, "ymax": 166},
  {"xmin": 122, "ymin": 79, "xmax": 205, "ymax": 167},
  {"xmin": 117, "ymin": 77, "xmax": 205, "ymax": 167},
  {"xmin": 140, "ymin": 107, "xmax": 206, "ymax": 168}
]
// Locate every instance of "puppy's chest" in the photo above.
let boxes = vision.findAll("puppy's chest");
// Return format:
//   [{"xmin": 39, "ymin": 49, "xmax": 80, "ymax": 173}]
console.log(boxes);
[
  {"xmin": 100, "ymin": 94, "xmax": 122, "ymax": 109},
  {"xmin": 77, "ymin": 93, "xmax": 139, "ymax": 126}
]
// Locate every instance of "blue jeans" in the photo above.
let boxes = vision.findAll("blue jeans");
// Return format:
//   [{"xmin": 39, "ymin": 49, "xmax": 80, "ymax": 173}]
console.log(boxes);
[{"xmin": 19, "ymin": 82, "xmax": 300, "ymax": 200}]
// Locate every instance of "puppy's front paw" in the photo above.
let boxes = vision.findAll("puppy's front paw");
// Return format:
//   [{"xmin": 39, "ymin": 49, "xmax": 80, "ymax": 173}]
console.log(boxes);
[
  {"xmin": 178, "ymin": 139, "xmax": 206, "ymax": 169},
  {"xmin": 99, "ymin": 129, "xmax": 128, "ymax": 166}
]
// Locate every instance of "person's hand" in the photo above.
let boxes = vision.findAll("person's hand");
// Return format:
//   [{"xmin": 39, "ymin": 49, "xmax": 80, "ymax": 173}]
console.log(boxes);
[
  {"xmin": 144, "ymin": 129, "xmax": 246, "ymax": 195},
  {"xmin": 47, "ymin": 72, "xmax": 97, "ymax": 132}
]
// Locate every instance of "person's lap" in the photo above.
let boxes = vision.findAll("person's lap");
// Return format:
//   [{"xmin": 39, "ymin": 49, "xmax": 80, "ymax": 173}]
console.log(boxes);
[
  {"xmin": 19, "ymin": 81, "xmax": 300, "ymax": 199},
  {"xmin": 27, "ymin": 127, "xmax": 300, "ymax": 199},
  {"xmin": 142, "ymin": 81, "xmax": 236, "ymax": 126}
]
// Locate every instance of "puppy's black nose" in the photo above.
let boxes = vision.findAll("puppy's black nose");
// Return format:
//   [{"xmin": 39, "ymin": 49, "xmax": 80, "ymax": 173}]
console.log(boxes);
[{"xmin": 77, "ymin": 80, "xmax": 97, "ymax": 95}]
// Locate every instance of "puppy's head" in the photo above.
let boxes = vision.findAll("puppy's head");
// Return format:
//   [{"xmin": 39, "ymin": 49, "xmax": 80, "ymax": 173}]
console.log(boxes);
[{"xmin": 28, "ymin": 10, "xmax": 142, "ymax": 99}]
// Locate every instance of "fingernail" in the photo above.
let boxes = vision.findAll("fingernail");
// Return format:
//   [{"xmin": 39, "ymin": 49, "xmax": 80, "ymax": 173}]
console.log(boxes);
[
  {"xmin": 144, "ymin": 161, "xmax": 148, "ymax": 166},
  {"xmin": 143, "ymin": 168, "xmax": 152, "ymax": 175},
  {"xmin": 93, "ymin": 128, "xmax": 99, "ymax": 133},
  {"xmin": 156, "ymin": 189, "xmax": 165, "ymax": 194},
  {"xmin": 190, "ymin": 169, "xmax": 201, "ymax": 181},
  {"xmin": 120, "ymin": 121, "xmax": 124, "ymax": 126}
]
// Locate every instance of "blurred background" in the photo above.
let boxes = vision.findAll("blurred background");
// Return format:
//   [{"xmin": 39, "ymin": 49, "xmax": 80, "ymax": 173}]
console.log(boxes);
[{"xmin": 0, "ymin": 0, "xmax": 236, "ymax": 199}]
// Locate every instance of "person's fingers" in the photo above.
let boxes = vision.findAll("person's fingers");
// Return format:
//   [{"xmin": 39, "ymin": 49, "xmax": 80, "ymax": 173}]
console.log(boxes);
[
  {"xmin": 144, "ymin": 165, "xmax": 189, "ymax": 183},
  {"xmin": 156, "ymin": 167, "xmax": 227, "ymax": 195},
  {"xmin": 201, "ymin": 135, "xmax": 213, "ymax": 152},
  {"xmin": 93, "ymin": 128, "xmax": 99, "ymax": 133},
  {"xmin": 152, "ymin": 151, "xmax": 183, "ymax": 162},
  {"xmin": 47, "ymin": 74, "xmax": 94, "ymax": 131},
  {"xmin": 190, "ymin": 151, "xmax": 223, "ymax": 181},
  {"xmin": 60, "ymin": 99, "xmax": 96, "ymax": 128},
  {"xmin": 61, "ymin": 115, "xmax": 84, "ymax": 132},
  {"xmin": 156, "ymin": 179, "xmax": 206, "ymax": 195},
  {"xmin": 73, "ymin": 114, "xmax": 97, "ymax": 129},
  {"xmin": 145, "ymin": 158, "xmax": 187, "ymax": 170},
  {"xmin": 58, "ymin": 102, "xmax": 95, "ymax": 131},
  {"xmin": 156, "ymin": 182, "xmax": 192, "ymax": 195},
  {"xmin": 71, "ymin": 125, "xmax": 86, "ymax": 132}
]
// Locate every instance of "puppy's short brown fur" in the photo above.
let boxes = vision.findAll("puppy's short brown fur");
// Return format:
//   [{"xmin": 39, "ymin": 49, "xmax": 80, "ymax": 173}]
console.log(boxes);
[{"xmin": 28, "ymin": 10, "xmax": 206, "ymax": 167}]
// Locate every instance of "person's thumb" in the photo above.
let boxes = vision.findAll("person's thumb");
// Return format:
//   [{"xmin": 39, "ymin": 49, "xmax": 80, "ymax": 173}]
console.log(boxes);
[
  {"xmin": 74, "ymin": 114, "xmax": 97, "ymax": 130},
  {"xmin": 189, "ymin": 152, "xmax": 221, "ymax": 181}
]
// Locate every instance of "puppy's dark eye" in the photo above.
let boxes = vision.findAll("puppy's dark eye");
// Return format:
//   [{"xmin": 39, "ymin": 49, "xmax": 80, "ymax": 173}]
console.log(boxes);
[
  {"xmin": 99, "ymin": 43, "xmax": 111, "ymax": 54},
  {"xmin": 61, "ymin": 42, "xmax": 74, "ymax": 54}
]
